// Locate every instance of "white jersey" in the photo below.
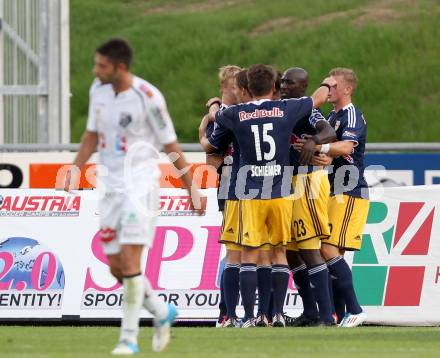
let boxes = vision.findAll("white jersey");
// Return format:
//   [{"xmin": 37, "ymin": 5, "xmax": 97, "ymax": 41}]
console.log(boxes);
[{"xmin": 86, "ymin": 76, "xmax": 177, "ymax": 192}]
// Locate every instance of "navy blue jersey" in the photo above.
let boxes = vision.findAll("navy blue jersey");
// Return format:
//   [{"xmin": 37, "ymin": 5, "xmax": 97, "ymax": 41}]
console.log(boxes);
[
  {"xmin": 206, "ymin": 117, "xmax": 241, "ymax": 206},
  {"xmin": 327, "ymin": 103, "xmax": 368, "ymax": 199},
  {"xmin": 209, "ymin": 97, "xmax": 313, "ymax": 199},
  {"xmin": 290, "ymin": 109, "xmax": 327, "ymax": 175}
]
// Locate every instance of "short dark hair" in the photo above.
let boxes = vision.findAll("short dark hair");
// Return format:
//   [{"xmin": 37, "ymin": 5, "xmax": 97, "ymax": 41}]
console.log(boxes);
[
  {"xmin": 247, "ymin": 64, "xmax": 276, "ymax": 97},
  {"xmin": 236, "ymin": 69, "xmax": 249, "ymax": 92},
  {"xmin": 96, "ymin": 38, "xmax": 133, "ymax": 68}
]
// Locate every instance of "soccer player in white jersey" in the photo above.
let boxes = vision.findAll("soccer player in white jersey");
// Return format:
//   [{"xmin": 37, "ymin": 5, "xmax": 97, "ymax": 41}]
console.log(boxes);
[{"xmin": 64, "ymin": 38, "xmax": 204, "ymax": 355}]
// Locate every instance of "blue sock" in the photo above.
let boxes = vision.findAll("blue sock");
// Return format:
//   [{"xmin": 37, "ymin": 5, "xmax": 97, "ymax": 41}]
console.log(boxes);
[
  {"xmin": 271, "ymin": 265, "xmax": 290, "ymax": 315},
  {"xmin": 333, "ymin": 277, "xmax": 346, "ymax": 323},
  {"xmin": 327, "ymin": 256, "xmax": 362, "ymax": 315},
  {"xmin": 223, "ymin": 263, "xmax": 240, "ymax": 319},
  {"xmin": 268, "ymin": 290, "xmax": 274, "ymax": 317},
  {"xmin": 328, "ymin": 274, "xmax": 335, "ymax": 313},
  {"xmin": 292, "ymin": 264, "xmax": 318, "ymax": 319},
  {"xmin": 218, "ymin": 269, "xmax": 226, "ymax": 322},
  {"xmin": 257, "ymin": 265, "xmax": 272, "ymax": 316},
  {"xmin": 240, "ymin": 263, "xmax": 257, "ymax": 321},
  {"xmin": 308, "ymin": 263, "xmax": 333, "ymax": 323}
]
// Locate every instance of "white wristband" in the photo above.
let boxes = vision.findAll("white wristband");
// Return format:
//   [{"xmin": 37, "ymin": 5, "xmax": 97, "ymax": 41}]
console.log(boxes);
[{"xmin": 320, "ymin": 143, "xmax": 330, "ymax": 154}]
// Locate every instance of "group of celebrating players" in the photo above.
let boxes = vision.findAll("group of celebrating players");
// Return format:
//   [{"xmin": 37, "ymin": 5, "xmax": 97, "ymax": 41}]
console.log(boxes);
[
  {"xmin": 71, "ymin": 38, "xmax": 370, "ymax": 354},
  {"xmin": 198, "ymin": 64, "xmax": 369, "ymax": 329}
]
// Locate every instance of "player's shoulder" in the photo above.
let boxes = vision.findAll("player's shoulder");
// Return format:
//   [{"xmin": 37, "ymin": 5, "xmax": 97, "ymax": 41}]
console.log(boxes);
[
  {"xmin": 132, "ymin": 76, "xmax": 164, "ymax": 103},
  {"xmin": 283, "ymin": 96, "xmax": 313, "ymax": 108},
  {"xmin": 340, "ymin": 103, "xmax": 365, "ymax": 127}
]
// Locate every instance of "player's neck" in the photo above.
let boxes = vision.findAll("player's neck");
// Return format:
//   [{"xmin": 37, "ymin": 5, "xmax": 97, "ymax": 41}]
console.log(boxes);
[
  {"xmin": 333, "ymin": 98, "xmax": 352, "ymax": 112},
  {"xmin": 222, "ymin": 98, "xmax": 233, "ymax": 106},
  {"xmin": 112, "ymin": 73, "xmax": 133, "ymax": 94},
  {"xmin": 253, "ymin": 92, "xmax": 273, "ymax": 101}
]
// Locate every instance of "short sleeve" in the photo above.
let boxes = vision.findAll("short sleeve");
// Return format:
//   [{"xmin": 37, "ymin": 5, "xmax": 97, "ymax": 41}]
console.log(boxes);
[
  {"xmin": 286, "ymin": 97, "xmax": 314, "ymax": 123},
  {"xmin": 308, "ymin": 108, "xmax": 326, "ymax": 128},
  {"xmin": 339, "ymin": 108, "xmax": 364, "ymax": 146},
  {"xmin": 148, "ymin": 92, "xmax": 178, "ymax": 145}
]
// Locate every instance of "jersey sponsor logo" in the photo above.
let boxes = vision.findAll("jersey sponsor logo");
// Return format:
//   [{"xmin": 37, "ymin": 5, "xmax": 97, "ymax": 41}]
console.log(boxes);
[
  {"xmin": 343, "ymin": 130, "xmax": 357, "ymax": 140},
  {"xmin": 119, "ymin": 112, "xmax": 132, "ymax": 128},
  {"xmin": 139, "ymin": 84, "xmax": 154, "ymax": 98},
  {"xmin": 353, "ymin": 201, "xmax": 435, "ymax": 306},
  {"xmin": 250, "ymin": 164, "xmax": 281, "ymax": 177},
  {"xmin": 238, "ymin": 107, "xmax": 284, "ymax": 121},
  {"xmin": 0, "ymin": 195, "xmax": 81, "ymax": 217}
]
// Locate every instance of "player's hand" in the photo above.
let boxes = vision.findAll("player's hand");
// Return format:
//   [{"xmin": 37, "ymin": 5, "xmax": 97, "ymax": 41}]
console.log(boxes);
[
  {"xmin": 311, "ymin": 153, "xmax": 333, "ymax": 166},
  {"xmin": 63, "ymin": 169, "xmax": 78, "ymax": 193},
  {"xmin": 190, "ymin": 189, "xmax": 207, "ymax": 215},
  {"xmin": 299, "ymin": 137, "xmax": 318, "ymax": 165},
  {"xmin": 321, "ymin": 76, "xmax": 337, "ymax": 88},
  {"xmin": 292, "ymin": 134, "xmax": 312, "ymax": 152},
  {"xmin": 206, "ymin": 97, "xmax": 222, "ymax": 109}
]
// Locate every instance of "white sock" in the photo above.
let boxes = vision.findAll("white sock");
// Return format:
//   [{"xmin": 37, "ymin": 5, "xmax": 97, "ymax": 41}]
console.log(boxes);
[
  {"xmin": 143, "ymin": 276, "xmax": 168, "ymax": 322},
  {"xmin": 120, "ymin": 274, "xmax": 144, "ymax": 345}
]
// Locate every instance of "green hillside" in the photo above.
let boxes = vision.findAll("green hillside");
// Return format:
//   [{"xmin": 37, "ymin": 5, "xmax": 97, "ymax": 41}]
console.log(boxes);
[{"xmin": 70, "ymin": 0, "xmax": 440, "ymax": 143}]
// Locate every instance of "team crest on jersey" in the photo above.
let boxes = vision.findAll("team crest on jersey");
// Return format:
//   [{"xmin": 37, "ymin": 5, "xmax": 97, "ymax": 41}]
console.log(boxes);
[
  {"xmin": 119, "ymin": 112, "xmax": 132, "ymax": 128},
  {"xmin": 334, "ymin": 120, "xmax": 341, "ymax": 131}
]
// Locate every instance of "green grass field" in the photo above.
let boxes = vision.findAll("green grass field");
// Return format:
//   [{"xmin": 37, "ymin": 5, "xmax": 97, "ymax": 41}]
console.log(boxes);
[
  {"xmin": 70, "ymin": 0, "xmax": 440, "ymax": 144},
  {"xmin": 2, "ymin": 326, "xmax": 440, "ymax": 357}
]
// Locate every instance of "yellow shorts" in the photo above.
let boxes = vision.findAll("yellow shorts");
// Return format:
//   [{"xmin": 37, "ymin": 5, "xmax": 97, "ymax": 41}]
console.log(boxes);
[
  {"xmin": 324, "ymin": 194, "xmax": 370, "ymax": 251},
  {"xmin": 221, "ymin": 200, "xmax": 239, "ymax": 249},
  {"xmin": 238, "ymin": 197, "xmax": 293, "ymax": 248},
  {"xmin": 287, "ymin": 171, "xmax": 330, "ymax": 251}
]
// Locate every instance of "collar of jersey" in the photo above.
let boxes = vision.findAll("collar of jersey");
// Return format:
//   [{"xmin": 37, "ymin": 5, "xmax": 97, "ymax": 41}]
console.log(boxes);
[
  {"xmin": 249, "ymin": 98, "xmax": 272, "ymax": 105},
  {"xmin": 341, "ymin": 102, "xmax": 354, "ymax": 111}
]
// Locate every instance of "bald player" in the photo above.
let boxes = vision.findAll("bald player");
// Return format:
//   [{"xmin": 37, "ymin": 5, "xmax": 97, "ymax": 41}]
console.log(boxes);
[{"xmin": 281, "ymin": 67, "xmax": 336, "ymax": 326}]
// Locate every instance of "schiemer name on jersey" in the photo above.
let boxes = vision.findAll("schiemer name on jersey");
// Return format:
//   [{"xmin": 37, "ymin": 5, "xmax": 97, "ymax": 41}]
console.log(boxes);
[{"xmin": 251, "ymin": 164, "xmax": 281, "ymax": 177}]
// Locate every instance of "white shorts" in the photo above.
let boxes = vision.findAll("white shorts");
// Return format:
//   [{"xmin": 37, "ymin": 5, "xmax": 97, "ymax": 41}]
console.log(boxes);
[{"xmin": 99, "ymin": 189, "xmax": 159, "ymax": 255}]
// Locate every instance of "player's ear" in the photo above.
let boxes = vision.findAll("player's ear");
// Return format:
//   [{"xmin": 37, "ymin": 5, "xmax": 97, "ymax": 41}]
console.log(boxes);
[{"xmin": 116, "ymin": 62, "xmax": 128, "ymax": 72}]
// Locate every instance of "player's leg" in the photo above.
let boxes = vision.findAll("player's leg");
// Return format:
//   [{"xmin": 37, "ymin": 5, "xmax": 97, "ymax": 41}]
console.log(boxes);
[
  {"xmin": 267, "ymin": 197, "xmax": 294, "ymax": 327},
  {"xmin": 292, "ymin": 171, "xmax": 333, "ymax": 325},
  {"xmin": 240, "ymin": 246, "xmax": 260, "ymax": 327},
  {"xmin": 113, "ymin": 244, "xmax": 145, "ymax": 353},
  {"xmin": 321, "ymin": 243, "xmax": 346, "ymax": 323},
  {"xmin": 255, "ymin": 247, "xmax": 272, "ymax": 327},
  {"xmin": 286, "ymin": 244, "xmax": 319, "ymax": 326},
  {"xmin": 271, "ymin": 246, "xmax": 289, "ymax": 327},
  {"xmin": 222, "ymin": 245, "xmax": 241, "ymax": 327},
  {"xmin": 217, "ymin": 202, "xmax": 227, "ymax": 326},
  {"xmin": 322, "ymin": 194, "xmax": 370, "ymax": 327},
  {"xmin": 238, "ymin": 199, "xmax": 268, "ymax": 327},
  {"xmin": 299, "ymin": 248, "xmax": 334, "ymax": 325},
  {"xmin": 220, "ymin": 200, "xmax": 241, "ymax": 327},
  {"xmin": 121, "ymin": 190, "xmax": 176, "ymax": 352}
]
